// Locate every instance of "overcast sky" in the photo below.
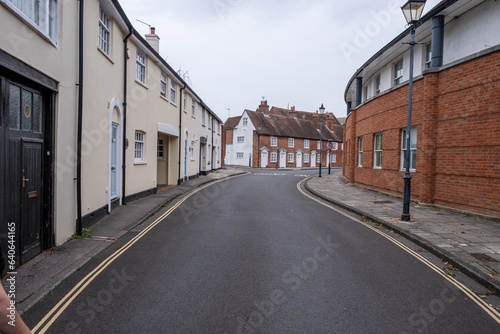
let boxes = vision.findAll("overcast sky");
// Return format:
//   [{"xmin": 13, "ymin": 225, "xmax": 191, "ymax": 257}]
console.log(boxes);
[{"xmin": 118, "ymin": 0, "xmax": 440, "ymax": 121}]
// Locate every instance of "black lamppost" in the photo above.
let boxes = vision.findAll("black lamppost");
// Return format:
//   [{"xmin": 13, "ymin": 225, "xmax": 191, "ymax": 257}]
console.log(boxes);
[
  {"xmin": 318, "ymin": 103, "xmax": 325, "ymax": 177},
  {"xmin": 401, "ymin": 0, "xmax": 426, "ymax": 221},
  {"xmin": 328, "ymin": 139, "xmax": 332, "ymax": 175}
]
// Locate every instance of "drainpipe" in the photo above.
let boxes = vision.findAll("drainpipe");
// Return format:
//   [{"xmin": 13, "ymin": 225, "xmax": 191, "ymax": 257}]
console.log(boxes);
[
  {"xmin": 178, "ymin": 84, "xmax": 187, "ymax": 185},
  {"xmin": 211, "ymin": 113, "xmax": 214, "ymax": 171},
  {"xmin": 76, "ymin": 0, "xmax": 84, "ymax": 236},
  {"xmin": 122, "ymin": 28, "xmax": 133, "ymax": 204},
  {"xmin": 431, "ymin": 15, "xmax": 444, "ymax": 68}
]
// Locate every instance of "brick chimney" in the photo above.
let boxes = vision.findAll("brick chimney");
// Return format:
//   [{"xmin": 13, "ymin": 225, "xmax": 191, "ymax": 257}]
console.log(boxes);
[
  {"xmin": 258, "ymin": 100, "xmax": 270, "ymax": 114},
  {"xmin": 145, "ymin": 27, "xmax": 160, "ymax": 53},
  {"xmin": 291, "ymin": 106, "xmax": 295, "ymax": 112}
]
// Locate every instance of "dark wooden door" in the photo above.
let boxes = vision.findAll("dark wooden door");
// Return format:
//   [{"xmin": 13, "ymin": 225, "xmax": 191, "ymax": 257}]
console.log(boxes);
[{"xmin": 5, "ymin": 81, "xmax": 44, "ymax": 264}]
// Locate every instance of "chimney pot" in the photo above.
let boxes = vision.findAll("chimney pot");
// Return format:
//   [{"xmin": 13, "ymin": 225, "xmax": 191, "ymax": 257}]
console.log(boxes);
[{"xmin": 151, "ymin": 27, "xmax": 156, "ymax": 34}]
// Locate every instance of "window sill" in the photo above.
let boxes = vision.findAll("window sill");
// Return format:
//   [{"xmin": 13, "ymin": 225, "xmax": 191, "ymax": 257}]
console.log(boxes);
[
  {"xmin": 134, "ymin": 161, "xmax": 147, "ymax": 165},
  {"xmin": 97, "ymin": 47, "xmax": 114, "ymax": 64},
  {"xmin": 191, "ymin": 116, "xmax": 196, "ymax": 119},
  {"xmin": 160, "ymin": 95, "xmax": 169, "ymax": 102},
  {"xmin": 135, "ymin": 80, "xmax": 148, "ymax": 89},
  {"xmin": 170, "ymin": 102, "xmax": 178, "ymax": 108}
]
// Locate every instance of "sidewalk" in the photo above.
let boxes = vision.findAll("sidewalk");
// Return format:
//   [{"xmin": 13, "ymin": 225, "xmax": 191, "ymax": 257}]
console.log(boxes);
[
  {"xmin": 305, "ymin": 172, "xmax": 500, "ymax": 294},
  {"xmin": 5, "ymin": 168, "xmax": 246, "ymax": 314}
]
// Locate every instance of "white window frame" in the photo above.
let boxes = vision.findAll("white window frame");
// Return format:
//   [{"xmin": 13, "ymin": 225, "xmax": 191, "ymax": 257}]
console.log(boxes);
[
  {"xmin": 236, "ymin": 152, "xmax": 244, "ymax": 159},
  {"xmin": 375, "ymin": 75, "xmax": 381, "ymax": 95},
  {"xmin": 98, "ymin": 6, "xmax": 111, "ymax": 56},
  {"xmin": 288, "ymin": 153, "xmax": 294, "ymax": 163},
  {"xmin": 191, "ymin": 100, "xmax": 195, "ymax": 116},
  {"xmin": 136, "ymin": 50, "xmax": 146, "ymax": 84},
  {"xmin": 170, "ymin": 81, "xmax": 177, "ymax": 103},
  {"xmin": 135, "ymin": 131, "xmax": 145, "ymax": 162},
  {"xmin": 358, "ymin": 136, "xmax": 363, "ymax": 167},
  {"xmin": 303, "ymin": 153, "xmax": 309, "ymax": 163},
  {"xmin": 317, "ymin": 141, "xmax": 322, "ymax": 150},
  {"xmin": 271, "ymin": 137, "xmax": 277, "ymax": 147},
  {"xmin": 316, "ymin": 153, "xmax": 321, "ymax": 163},
  {"xmin": 242, "ymin": 117, "xmax": 248, "ymax": 126},
  {"xmin": 2, "ymin": 0, "xmax": 59, "ymax": 46},
  {"xmin": 425, "ymin": 43, "xmax": 432, "ymax": 69},
  {"xmin": 394, "ymin": 59, "xmax": 403, "ymax": 86},
  {"xmin": 202, "ymin": 108, "xmax": 206, "ymax": 126},
  {"xmin": 190, "ymin": 141, "xmax": 195, "ymax": 160},
  {"xmin": 288, "ymin": 138, "xmax": 294, "ymax": 148},
  {"xmin": 401, "ymin": 127, "xmax": 417, "ymax": 171},
  {"xmin": 160, "ymin": 72, "xmax": 167, "ymax": 98},
  {"xmin": 332, "ymin": 142, "xmax": 338, "ymax": 150},
  {"xmin": 304, "ymin": 139, "xmax": 310, "ymax": 149},
  {"xmin": 374, "ymin": 133, "xmax": 383, "ymax": 169},
  {"xmin": 270, "ymin": 152, "xmax": 277, "ymax": 163},
  {"xmin": 237, "ymin": 136, "xmax": 244, "ymax": 144}
]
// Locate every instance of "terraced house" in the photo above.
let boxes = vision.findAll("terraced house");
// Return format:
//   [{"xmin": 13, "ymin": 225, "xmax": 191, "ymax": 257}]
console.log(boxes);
[
  {"xmin": 225, "ymin": 101, "xmax": 343, "ymax": 169},
  {"xmin": 0, "ymin": 0, "xmax": 222, "ymax": 266},
  {"xmin": 343, "ymin": 0, "xmax": 499, "ymax": 217}
]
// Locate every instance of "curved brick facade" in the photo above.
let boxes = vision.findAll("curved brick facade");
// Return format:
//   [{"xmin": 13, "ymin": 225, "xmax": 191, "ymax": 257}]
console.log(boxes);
[{"xmin": 343, "ymin": 51, "xmax": 500, "ymax": 217}]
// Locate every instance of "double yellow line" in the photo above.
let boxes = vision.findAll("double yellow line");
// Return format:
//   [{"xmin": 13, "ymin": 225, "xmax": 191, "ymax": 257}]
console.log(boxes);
[
  {"xmin": 297, "ymin": 177, "xmax": 500, "ymax": 324},
  {"xmin": 32, "ymin": 174, "xmax": 246, "ymax": 333}
]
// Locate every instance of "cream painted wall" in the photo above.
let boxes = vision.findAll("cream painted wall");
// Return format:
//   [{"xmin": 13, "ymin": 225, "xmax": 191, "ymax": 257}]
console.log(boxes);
[
  {"xmin": 80, "ymin": 0, "xmax": 127, "ymax": 218},
  {"xmin": 125, "ymin": 38, "xmax": 180, "ymax": 195},
  {"xmin": 0, "ymin": 1, "xmax": 80, "ymax": 245}
]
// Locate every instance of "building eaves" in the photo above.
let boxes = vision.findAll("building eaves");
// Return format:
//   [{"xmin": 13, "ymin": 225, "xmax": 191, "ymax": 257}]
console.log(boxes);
[
  {"xmin": 224, "ymin": 116, "xmax": 242, "ymax": 129},
  {"xmin": 343, "ymin": 0, "xmax": 459, "ymax": 103}
]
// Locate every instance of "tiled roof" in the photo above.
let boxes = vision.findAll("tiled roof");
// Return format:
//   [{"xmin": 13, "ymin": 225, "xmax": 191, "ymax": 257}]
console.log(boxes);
[
  {"xmin": 224, "ymin": 116, "xmax": 242, "ymax": 129},
  {"xmin": 246, "ymin": 110, "xmax": 343, "ymax": 142}
]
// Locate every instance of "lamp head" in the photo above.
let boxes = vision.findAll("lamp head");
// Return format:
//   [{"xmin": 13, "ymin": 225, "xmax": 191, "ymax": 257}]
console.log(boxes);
[
  {"xmin": 401, "ymin": 0, "xmax": 426, "ymax": 25},
  {"xmin": 319, "ymin": 103, "xmax": 325, "ymax": 114}
]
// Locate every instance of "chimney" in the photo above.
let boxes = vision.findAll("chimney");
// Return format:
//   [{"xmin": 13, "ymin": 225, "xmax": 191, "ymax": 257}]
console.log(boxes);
[
  {"xmin": 291, "ymin": 106, "xmax": 295, "ymax": 112},
  {"xmin": 145, "ymin": 27, "xmax": 160, "ymax": 53},
  {"xmin": 258, "ymin": 100, "xmax": 270, "ymax": 114}
]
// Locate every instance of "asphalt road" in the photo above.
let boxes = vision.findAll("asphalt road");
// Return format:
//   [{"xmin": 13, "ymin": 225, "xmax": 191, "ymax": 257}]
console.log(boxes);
[{"xmin": 24, "ymin": 170, "xmax": 500, "ymax": 333}]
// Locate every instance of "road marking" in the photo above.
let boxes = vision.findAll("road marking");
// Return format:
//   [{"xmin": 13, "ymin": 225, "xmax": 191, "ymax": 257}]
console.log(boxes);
[
  {"xmin": 297, "ymin": 177, "xmax": 500, "ymax": 324},
  {"xmin": 32, "ymin": 173, "xmax": 249, "ymax": 334},
  {"xmin": 253, "ymin": 172, "xmax": 287, "ymax": 176}
]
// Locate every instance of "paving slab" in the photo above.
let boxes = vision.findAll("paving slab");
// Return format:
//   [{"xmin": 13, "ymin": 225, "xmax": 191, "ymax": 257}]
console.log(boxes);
[{"xmin": 305, "ymin": 172, "xmax": 500, "ymax": 294}]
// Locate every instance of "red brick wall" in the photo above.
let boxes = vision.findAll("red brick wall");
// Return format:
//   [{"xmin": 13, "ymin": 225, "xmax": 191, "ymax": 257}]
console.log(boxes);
[{"xmin": 343, "ymin": 50, "xmax": 500, "ymax": 217}]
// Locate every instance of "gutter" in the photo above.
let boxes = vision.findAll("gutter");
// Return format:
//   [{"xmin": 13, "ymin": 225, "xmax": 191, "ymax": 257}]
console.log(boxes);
[
  {"xmin": 122, "ymin": 28, "xmax": 133, "ymax": 204},
  {"xmin": 76, "ymin": 0, "xmax": 84, "ymax": 236}
]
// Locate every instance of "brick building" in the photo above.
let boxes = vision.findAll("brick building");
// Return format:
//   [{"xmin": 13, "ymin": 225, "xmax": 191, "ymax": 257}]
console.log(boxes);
[
  {"xmin": 343, "ymin": 0, "xmax": 499, "ymax": 217},
  {"xmin": 225, "ymin": 101, "xmax": 343, "ymax": 168}
]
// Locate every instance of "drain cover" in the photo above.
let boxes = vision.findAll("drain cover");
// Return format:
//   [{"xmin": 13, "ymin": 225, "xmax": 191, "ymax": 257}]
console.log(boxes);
[
  {"xmin": 471, "ymin": 253, "xmax": 499, "ymax": 262},
  {"xmin": 372, "ymin": 200, "xmax": 394, "ymax": 204}
]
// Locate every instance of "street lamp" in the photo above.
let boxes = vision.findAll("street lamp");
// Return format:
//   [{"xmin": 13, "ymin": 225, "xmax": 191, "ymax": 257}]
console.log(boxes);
[
  {"xmin": 401, "ymin": 0, "xmax": 426, "ymax": 221},
  {"xmin": 318, "ymin": 103, "xmax": 325, "ymax": 178}
]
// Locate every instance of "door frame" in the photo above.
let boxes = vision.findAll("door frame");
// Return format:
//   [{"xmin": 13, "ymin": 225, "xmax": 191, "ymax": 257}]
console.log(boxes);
[{"xmin": 108, "ymin": 98, "xmax": 123, "ymax": 212}]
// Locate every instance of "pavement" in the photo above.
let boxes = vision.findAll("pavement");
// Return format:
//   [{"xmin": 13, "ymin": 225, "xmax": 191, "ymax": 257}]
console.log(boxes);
[
  {"xmin": 305, "ymin": 171, "xmax": 500, "ymax": 295},
  {"xmin": 4, "ymin": 168, "xmax": 247, "ymax": 315},
  {"xmin": 4, "ymin": 166, "xmax": 500, "ymax": 316}
]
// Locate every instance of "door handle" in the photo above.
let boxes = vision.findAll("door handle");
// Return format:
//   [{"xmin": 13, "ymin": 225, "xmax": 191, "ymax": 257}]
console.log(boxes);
[
  {"xmin": 111, "ymin": 167, "xmax": 116, "ymax": 171},
  {"xmin": 22, "ymin": 176, "xmax": 30, "ymax": 188}
]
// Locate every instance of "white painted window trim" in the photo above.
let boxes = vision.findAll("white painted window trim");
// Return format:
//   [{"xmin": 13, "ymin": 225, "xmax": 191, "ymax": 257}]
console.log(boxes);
[
  {"xmin": 242, "ymin": 117, "xmax": 248, "ymax": 126},
  {"xmin": 135, "ymin": 131, "xmax": 145, "ymax": 162},
  {"xmin": 271, "ymin": 137, "xmax": 277, "ymax": 147},
  {"xmin": 288, "ymin": 153, "xmax": 294, "ymax": 163},
  {"xmin": 236, "ymin": 152, "xmax": 244, "ymax": 159},
  {"xmin": 374, "ymin": 133, "xmax": 383, "ymax": 169},
  {"xmin": 237, "ymin": 136, "xmax": 244, "ymax": 143},
  {"xmin": 304, "ymin": 153, "xmax": 309, "ymax": 163},
  {"xmin": 160, "ymin": 72, "xmax": 167, "ymax": 98},
  {"xmin": 136, "ymin": 50, "xmax": 146, "ymax": 84},
  {"xmin": 304, "ymin": 139, "xmax": 310, "ymax": 149},
  {"xmin": 288, "ymin": 138, "xmax": 294, "ymax": 148},
  {"xmin": 98, "ymin": 6, "xmax": 111, "ymax": 56},
  {"xmin": 394, "ymin": 59, "xmax": 403, "ymax": 86},
  {"xmin": 170, "ymin": 81, "xmax": 177, "ymax": 103},
  {"xmin": 270, "ymin": 152, "xmax": 277, "ymax": 163},
  {"xmin": 358, "ymin": 136, "xmax": 363, "ymax": 167}
]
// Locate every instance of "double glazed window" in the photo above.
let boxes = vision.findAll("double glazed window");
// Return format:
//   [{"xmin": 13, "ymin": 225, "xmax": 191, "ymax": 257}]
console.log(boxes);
[
  {"xmin": 304, "ymin": 139, "xmax": 310, "ymax": 149},
  {"xmin": 160, "ymin": 72, "xmax": 167, "ymax": 97},
  {"xmin": 271, "ymin": 137, "xmax": 277, "ymax": 147},
  {"xmin": 358, "ymin": 136, "xmax": 363, "ymax": 167},
  {"xmin": 270, "ymin": 152, "xmax": 277, "ymax": 163},
  {"xmin": 394, "ymin": 59, "xmax": 403, "ymax": 85},
  {"xmin": 288, "ymin": 138, "xmax": 294, "ymax": 148},
  {"xmin": 288, "ymin": 153, "xmax": 294, "ymax": 163}
]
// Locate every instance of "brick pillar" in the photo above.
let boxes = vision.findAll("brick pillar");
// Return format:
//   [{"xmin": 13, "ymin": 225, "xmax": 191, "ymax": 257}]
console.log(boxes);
[
  {"xmin": 345, "ymin": 109, "xmax": 356, "ymax": 184},
  {"xmin": 419, "ymin": 71, "xmax": 439, "ymax": 203}
]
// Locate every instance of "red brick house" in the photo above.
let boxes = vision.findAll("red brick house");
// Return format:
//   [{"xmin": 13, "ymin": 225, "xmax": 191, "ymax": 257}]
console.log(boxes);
[
  {"xmin": 225, "ymin": 101, "xmax": 343, "ymax": 168},
  {"xmin": 343, "ymin": 0, "xmax": 500, "ymax": 217}
]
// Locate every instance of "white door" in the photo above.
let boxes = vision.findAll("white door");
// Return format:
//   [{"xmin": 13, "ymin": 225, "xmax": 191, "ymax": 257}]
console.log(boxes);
[
  {"xmin": 110, "ymin": 123, "xmax": 118, "ymax": 199},
  {"xmin": 280, "ymin": 151, "xmax": 286, "ymax": 168},
  {"xmin": 311, "ymin": 152, "xmax": 316, "ymax": 167},
  {"xmin": 296, "ymin": 152, "xmax": 302, "ymax": 168},
  {"xmin": 261, "ymin": 151, "xmax": 268, "ymax": 168}
]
